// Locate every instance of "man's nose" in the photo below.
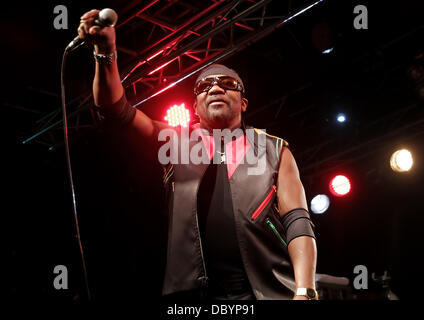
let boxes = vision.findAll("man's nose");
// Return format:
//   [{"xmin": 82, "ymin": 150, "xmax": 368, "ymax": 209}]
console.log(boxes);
[{"xmin": 208, "ymin": 83, "xmax": 225, "ymax": 95}]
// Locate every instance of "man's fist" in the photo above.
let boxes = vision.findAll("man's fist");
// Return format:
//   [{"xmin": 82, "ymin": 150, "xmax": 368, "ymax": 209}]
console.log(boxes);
[{"xmin": 77, "ymin": 9, "xmax": 116, "ymax": 54}]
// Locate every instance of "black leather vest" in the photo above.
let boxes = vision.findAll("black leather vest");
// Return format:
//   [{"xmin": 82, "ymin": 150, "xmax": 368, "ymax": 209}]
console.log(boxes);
[{"xmin": 161, "ymin": 125, "xmax": 296, "ymax": 299}]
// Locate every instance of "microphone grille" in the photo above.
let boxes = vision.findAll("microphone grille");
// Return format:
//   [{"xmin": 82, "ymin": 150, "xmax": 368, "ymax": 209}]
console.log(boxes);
[{"xmin": 97, "ymin": 8, "xmax": 118, "ymax": 27}]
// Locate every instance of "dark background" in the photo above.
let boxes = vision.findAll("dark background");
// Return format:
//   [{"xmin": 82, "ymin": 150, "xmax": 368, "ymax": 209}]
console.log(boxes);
[{"xmin": 3, "ymin": 0, "xmax": 424, "ymax": 301}]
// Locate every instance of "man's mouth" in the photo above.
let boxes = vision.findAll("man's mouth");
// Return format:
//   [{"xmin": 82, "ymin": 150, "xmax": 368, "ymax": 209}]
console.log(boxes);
[{"xmin": 208, "ymin": 99, "xmax": 227, "ymax": 106}]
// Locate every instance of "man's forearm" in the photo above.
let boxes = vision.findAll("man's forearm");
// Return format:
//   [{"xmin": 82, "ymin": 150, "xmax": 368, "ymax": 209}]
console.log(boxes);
[
  {"xmin": 93, "ymin": 55, "xmax": 124, "ymax": 107},
  {"xmin": 91, "ymin": 47, "xmax": 159, "ymax": 139},
  {"xmin": 288, "ymin": 236, "xmax": 317, "ymax": 289},
  {"xmin": 79, "ymin": 10, "xmax": 157, "ymax": 139}
]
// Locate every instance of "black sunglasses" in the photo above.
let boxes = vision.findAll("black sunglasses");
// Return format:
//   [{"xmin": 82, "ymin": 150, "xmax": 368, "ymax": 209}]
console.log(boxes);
[{"xmin": 194, "ymin": 76, "xmax": 244, "ymax": 96}]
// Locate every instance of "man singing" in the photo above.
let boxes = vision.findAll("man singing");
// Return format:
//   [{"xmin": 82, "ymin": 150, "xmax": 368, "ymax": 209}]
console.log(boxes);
[{"xmin": 78, "ymin": 9, "xmax": 317, "ymax": 300}]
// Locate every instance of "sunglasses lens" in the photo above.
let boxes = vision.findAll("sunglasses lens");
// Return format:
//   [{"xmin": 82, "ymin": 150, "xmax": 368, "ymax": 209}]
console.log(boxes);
[
  {"xmin": 196, "ymin": 79, "xmax": 212, "ymax": 94},
  {"xmin": 219, "ymin": 77, "xmax": 239, "ymax": 90}
]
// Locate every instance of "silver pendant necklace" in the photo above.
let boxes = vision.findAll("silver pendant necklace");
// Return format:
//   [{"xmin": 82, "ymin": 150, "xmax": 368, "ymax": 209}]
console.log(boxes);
[{"xmin": 216, "ymin": 150, "xmax": 225, "ymax": 164}]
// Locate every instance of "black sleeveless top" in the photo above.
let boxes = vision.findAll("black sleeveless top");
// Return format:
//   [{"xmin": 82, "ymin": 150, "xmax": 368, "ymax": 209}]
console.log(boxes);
[{"xmin": 197, "ymin": 133, "xmax": 252, "ymax": 296}]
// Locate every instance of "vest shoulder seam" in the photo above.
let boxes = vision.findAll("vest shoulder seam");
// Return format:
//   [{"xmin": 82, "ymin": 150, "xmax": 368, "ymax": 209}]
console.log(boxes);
[{"xmin": 253, "ymin": 128, "xmax": 289, "ymax": 147}]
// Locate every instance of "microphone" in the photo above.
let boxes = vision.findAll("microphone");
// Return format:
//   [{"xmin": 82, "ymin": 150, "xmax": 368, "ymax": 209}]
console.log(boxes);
[{"xmin": 66, "ymin": 8, "xmax": 118, "ymax": 51}]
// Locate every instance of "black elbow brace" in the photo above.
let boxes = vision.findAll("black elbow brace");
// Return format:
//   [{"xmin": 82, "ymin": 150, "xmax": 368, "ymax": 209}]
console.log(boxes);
[
  {"xmin": 94, "ymin": 93, "xmax": 136, "ymax": 127},
  {"xmin": 279, "ymin": 208, "xmax": 316, "ymax": 245}
]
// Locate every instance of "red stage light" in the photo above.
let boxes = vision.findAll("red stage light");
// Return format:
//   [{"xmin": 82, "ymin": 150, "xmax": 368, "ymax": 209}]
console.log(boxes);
[
  {"xmin": 329, "ymin": 175, "xmax": 351, "ymax": 197},
  {"xmin": 164, "ymin": 103, "xmax": 190, "ymax": 127}
]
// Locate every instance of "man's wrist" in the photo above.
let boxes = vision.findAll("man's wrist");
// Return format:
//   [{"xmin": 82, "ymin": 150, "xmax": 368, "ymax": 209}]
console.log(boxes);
[
  {"xmin": 94, "ymin": 43, "xmax": 117, "ymax": 55},
  {"xmin": 93, "ymin": 50, "xmax": 117, "ymax": 65}
]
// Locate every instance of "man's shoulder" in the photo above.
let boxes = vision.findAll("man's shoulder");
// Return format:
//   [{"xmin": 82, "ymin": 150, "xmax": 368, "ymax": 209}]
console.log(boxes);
[{"xmin": 246, "ymin": 126, "xmax": 289, "ymax": 148}]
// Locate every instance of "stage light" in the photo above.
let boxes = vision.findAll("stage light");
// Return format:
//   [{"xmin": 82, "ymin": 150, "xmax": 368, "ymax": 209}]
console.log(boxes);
[
  {"xmin": 164, "ymin": 103, "xmax": 190, "ymax": 127},
  {"xmin": 329, "ymin": 175, "xmax": 351, "ymax": 197},
  {"xmin": 390, "ymin": 149, "xmax": 413, "ymax": 172},
  {"xmin": 337, "ymin": 113, "xmax": 346, "ymax": 123},
  {"xmin": 311, "ymin": 194, "xmax": 330, "ymax": 214},
  {"xmin": 322, "ymin": 47, "xmax": 334, "ymax": 54}
]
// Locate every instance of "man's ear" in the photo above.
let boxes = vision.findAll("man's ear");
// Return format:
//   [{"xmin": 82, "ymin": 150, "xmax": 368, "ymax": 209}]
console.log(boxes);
[
  {"xmin": 241, "ymin": 97, "xmax": 248, "ymax": 112},
  {"xmin": 193, "ymin": 100, "xmax": 198, "ymax": 115}
]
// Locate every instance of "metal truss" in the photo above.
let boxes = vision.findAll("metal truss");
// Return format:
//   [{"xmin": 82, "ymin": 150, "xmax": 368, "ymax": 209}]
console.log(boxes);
[
  {"xmin": 22, "ymin": 0, "xmax": 324, "ymax": 148},
  {"xmin": 119, "ymin": 0, "xmax": 324, "ymax": 106},
  {"xmin": 21, "ymin": 90, "xmax": 95, "ymax": 149}
]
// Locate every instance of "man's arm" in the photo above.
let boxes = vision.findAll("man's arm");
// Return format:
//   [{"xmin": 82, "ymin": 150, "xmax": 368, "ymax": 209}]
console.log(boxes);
[
  {"xmin": 78, "ymin": 9, "xmax": 164, "ymax": 140},
  {"xmin": 277, "ymin": 147, "xmax": 317, "ymax": 300}
]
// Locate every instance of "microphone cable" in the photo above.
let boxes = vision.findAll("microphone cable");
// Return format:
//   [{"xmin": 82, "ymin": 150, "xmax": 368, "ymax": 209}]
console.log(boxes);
[
  {"xmin": 59, "ymin": 8, "xmax": 118, "ymax": 301},
  {"xmin": 60, "ymin": 48, "xmax": 91, "ymax": 300}
]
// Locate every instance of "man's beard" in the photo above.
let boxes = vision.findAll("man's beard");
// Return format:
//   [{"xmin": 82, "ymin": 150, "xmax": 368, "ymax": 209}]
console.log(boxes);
[{"xmin": 205, "ymin": 106, "xmax": 236, "ymax": 129}]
